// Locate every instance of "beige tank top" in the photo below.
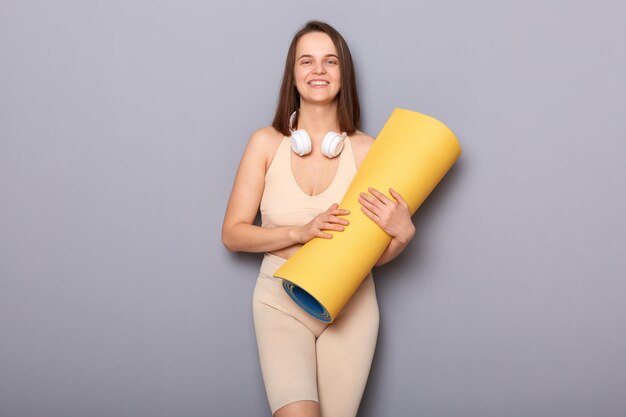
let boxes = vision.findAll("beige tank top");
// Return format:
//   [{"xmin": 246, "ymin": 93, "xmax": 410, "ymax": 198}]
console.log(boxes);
[{"xmin": 260, "ymin": 136, "xmax": 358, "ymax": 228}]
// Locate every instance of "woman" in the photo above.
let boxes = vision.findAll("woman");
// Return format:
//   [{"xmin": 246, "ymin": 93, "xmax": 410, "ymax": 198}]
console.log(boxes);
[{"xmin": 222, "ymin": 20, "xmax": 416, "ymax": 417}]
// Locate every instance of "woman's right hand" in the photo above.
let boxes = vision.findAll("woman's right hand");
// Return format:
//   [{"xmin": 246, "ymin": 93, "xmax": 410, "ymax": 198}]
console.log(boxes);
[{"xmin": 292, "ymin": 203, "xmax": 350, "ymax": 244}]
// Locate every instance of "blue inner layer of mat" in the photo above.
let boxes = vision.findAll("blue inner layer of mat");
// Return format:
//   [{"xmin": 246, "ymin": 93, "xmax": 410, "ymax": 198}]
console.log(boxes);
[{"xmin": 283, "ymin": 281, "xmax": 331, "ymax": 322}]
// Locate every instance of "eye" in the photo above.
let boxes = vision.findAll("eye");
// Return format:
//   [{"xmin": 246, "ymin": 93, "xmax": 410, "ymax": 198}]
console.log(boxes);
[
  {"xmin": 300, "ymin": 60, "xmax": 311, "ymax": 65},
  {"xmin": 327, "ymin": 59, "xmax": 338, "ymax": 65}
]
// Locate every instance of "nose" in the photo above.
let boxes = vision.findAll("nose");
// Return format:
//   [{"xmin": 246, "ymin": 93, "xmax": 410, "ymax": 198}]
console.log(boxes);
[{"xmin": 313, "ymin": 60, "xmax": 326, "ymax": 74}]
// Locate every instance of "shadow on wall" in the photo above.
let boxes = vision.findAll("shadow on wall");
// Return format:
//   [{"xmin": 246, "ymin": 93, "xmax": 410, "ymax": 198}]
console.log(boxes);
[{"xmin": 359, "ymin": 153, "xmax": 466, "ymax": 415}]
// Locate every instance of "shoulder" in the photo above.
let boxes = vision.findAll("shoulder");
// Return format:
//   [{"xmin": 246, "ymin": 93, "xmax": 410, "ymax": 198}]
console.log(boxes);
[
  {"xmin": 248, "ymin": 126, "xmax": 285, "ymax": 148},
  {"xmin": 348, "ymin": 130, "xmax": 375, "ymax": 169},
  {"xmin": 246, "ymin": 126, "xmax": 286, "ymax": 169}
]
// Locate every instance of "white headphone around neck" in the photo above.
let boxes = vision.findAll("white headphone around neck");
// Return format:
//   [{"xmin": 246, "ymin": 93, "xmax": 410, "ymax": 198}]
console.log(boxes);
[{"xmin": 289, "ymin": 110, "xmax": 347, "ymax": 158}]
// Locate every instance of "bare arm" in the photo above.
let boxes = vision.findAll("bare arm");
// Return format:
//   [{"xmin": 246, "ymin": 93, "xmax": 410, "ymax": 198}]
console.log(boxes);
[
  {"xmin": 352, "ymin": 134, "xmax": 416, "ymax": 267},
  {"xmin": 374, "ymin": 227, "xmax": 416, "ymax": 267},
  {"xmin": 221, "ymin": 129, "xmax": 299, "ymax": 253}
]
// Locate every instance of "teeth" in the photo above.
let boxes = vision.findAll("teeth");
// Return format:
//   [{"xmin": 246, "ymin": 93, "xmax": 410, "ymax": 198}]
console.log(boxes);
[{"xmin": 309, "ymin": 81, "xmax": 329, "ymax": 86}]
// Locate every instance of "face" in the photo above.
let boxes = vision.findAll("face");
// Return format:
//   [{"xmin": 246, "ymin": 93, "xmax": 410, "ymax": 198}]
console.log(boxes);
[{"xmin": 293, "ymin": 32, "xmax": 341, "ymax": 105}]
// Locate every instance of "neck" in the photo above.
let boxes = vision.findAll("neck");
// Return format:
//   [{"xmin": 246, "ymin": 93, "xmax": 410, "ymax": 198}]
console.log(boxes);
[{"xmin": 297, "ymin": 101, "xmax": 340, "ymax": 137}]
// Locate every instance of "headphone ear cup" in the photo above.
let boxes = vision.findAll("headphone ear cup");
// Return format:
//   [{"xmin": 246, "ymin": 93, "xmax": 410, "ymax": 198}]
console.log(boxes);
[
  {"xmin": 321, "ymin": 132, "xmax": 346, "ymax": 158},
  {"xmin": 290, "ymin": 130, "xmax": 312, "ymax": 156}
]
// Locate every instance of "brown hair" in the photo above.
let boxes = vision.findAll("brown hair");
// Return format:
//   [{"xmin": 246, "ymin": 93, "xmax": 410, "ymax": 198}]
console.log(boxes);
[{"xmin": 271, "ymin": 20, "xmax": 361, "ymax": 136}]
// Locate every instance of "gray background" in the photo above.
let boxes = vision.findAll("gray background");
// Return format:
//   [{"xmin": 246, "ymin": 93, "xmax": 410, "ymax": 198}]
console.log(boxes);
[{"xmin": 1, "ymin": 0, "xmax": 625, "ymax": 416}]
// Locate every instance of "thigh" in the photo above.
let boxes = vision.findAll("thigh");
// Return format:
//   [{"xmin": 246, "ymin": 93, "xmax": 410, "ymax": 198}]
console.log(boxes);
[
  {"xmin": 253, "ymin": 276, "xmax": 320, "ymax": 415},
  {"xmin": 315, "ymin": 274, "xmax": 380, "ymax": 417}
]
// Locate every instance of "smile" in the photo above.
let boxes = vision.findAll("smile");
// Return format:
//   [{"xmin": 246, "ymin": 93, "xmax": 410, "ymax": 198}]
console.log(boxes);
[{"xmin": 308, "ymin": 81, "xmax": 329, "ymax": 87}]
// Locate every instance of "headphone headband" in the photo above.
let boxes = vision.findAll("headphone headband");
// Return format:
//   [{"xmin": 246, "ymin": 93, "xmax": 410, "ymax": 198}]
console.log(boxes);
[{"xmin": 289, "ymin": 109, "xmax": 346, "ymax": 136}]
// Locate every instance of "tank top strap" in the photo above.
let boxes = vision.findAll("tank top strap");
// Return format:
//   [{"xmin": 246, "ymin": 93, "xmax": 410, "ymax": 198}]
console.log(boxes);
[
  {"xmin": 264, "ymin": 136, "xmax": 291, "ymax": 179},
  {"xmin": 342, "ymin": 136, "xmax": 358, "ymax": 172}
]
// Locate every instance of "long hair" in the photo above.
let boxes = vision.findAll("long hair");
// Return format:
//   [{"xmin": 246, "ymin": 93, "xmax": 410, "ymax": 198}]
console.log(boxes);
[{"xmin": 272, "ymin": 20, "xmax": 361, "ymax": 136}]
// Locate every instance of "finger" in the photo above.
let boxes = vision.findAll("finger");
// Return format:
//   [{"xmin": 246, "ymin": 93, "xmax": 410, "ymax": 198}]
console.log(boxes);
[
  {"xmin": 368, "ymin": 187, "xmax": 394, "ymax": 205},
  {"xmin": 359, "ymin": 192, "xmax": 382, "ymax": 207},
  {"xmin": 319, "ymin": 219, "xmax": 343, "ymax": 230},
  {"xmin": 316, "ymin": 229, "xmax": 333, "ymax": 239},
  {"xmin": 361, "ymin": 205, "xmax": 381, "ymax": 223},
  {"xmin": 326, "ymin": 203, "xmax": 339, "ymax": 212},
  {"xmin": 332, "ymin": 208, "xmax": 351, "ymax": 216},
  {"xmin": 328, "ymin": 215, "xmax": 349, "ymax": 225},
  {"xmin": 389, "ymin": 187, "xmax": 408, "ymax": 207},
  {"xmin": 320, "ymin": 221, "xmax": 345, "ymax": 231},
  {"xmin": 359, "ymin": 194, "xmax": 384, "ymax": 217}
]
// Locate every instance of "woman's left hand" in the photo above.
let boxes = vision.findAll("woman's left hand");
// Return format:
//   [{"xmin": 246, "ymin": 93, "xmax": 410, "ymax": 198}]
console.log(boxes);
[{"xmin": 358, "ymin": 187, "xmax": 416, "ymax": 243}]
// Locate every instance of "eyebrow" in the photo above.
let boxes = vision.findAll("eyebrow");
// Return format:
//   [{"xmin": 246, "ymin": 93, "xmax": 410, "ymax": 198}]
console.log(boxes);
[{"xmin": 297, "ymin": 54, "xmax": 339, "ymax": 60}]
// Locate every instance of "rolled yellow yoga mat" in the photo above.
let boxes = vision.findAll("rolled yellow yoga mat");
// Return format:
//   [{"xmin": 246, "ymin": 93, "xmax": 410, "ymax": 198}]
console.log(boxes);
[{"xmin": 274, "ymin": 108, "xmax": 461, "ymax": 322}]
